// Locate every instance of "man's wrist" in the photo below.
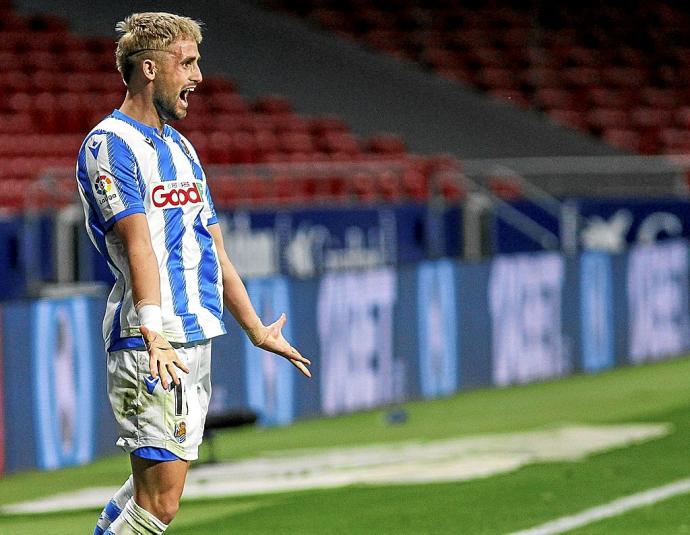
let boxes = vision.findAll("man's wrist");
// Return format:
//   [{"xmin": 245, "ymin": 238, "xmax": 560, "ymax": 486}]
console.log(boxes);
[
  {"xmin": 137, "ymin": 304, "xmax": 163, "ymax": 333},
  {"xmin": 244, "ymin": 318, "xmax": 268, "ymax": 346}
]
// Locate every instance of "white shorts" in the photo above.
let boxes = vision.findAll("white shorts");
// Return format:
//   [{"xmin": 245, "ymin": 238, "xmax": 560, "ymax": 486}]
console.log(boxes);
[{"xmin": 107, "ymin": 340, "xmax": 212, "ymax": 461}]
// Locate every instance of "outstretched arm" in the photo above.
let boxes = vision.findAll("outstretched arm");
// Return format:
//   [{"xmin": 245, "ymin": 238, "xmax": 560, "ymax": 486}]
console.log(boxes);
[
  {"xmin": 114, "ymin": 213, "xmax": 189, "ymax": 389},
  {"xmin": 207, "ymin": 222, "xmax": 311, "ymax": 378}
]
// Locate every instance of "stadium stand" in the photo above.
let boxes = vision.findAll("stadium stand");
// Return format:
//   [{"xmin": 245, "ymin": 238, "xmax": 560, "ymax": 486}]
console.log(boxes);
[
  {"xmin": 0, "ymin": 1, "xmax": 462, "ymax": 210},
  {"xmin": 266, "ymin": 1, "xmax": 690, "ymax": 156}
]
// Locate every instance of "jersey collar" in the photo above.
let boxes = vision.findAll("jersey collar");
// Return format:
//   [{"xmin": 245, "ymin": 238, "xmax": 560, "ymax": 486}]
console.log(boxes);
[{"xmin": 110, "ymin": 109, "xmax": 172, "ymax": 139}]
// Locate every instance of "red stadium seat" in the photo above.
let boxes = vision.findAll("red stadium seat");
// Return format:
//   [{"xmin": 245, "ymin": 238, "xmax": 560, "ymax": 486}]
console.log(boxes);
[
  {"xmin": 266, "ymin": 0, "xmax": 690, "ymax": 158},
  {"xmin": 377, "ymin": 170, "xmax": 403, "ymax": 202},
  {"xmin": 674, "ymin": 106, "xmax": 690, "ymax": 128},
  {"xmin": 489, "ymin": 176, "xmax": 522, "ymax": 200},
  {"xmin": 522, "ymin": 67, "xmax": 563, "ymax": 89},
  {"xmin": 475, "ymin": 67, "xmax": 519, "ymax": 90},
  {"xmin": 272, "ymin": 115, "xmax": 311, "ymax": 133},
  {"xmin": 586, "ymin": 87, "xmax": 636, "ymax": 109},
  {"xmin": 0, "ymin": 112, "xmax": 32, "ymax": 134},
  {"xmin": 318, "ymin": 132, "xmax": 360, "ymax": 155},
  {"xmin": 254, "ymin": 129, "xmax": 280, "ymax": 158},
  {"xmin": 0, "ymin": 179, "xmax": 28, "ymax": 209},
  {"xmin": 602, "ymin": 67, "xmax": 647, "ymax": 88},
  {"xmin": 534, "ymin": 88, "xmax": 578, "ymax": 110},
  {"xmin": 401, "ymin": 169, "xmax": 428, "ymax": 201},
  {"xmin": 278, "ymin": 132, "xmax": 315, "ymax": 154},
  {"xmin": 602, "ymin": 128, "xmax": 641, "ymax": 153},
  {"xmin": 586, "ymin": 108, "xmax": 630, "ymax": 132},
  {"xmin": 274, "ymin": 174, "xmax": 307, "ymax": 203},
  {"xmin": 253, "ymin": 95, "xmax": 293, "ymax": 115},
  {"xmin": 367, "ymin": 134, "xmax": 406, "ymax": 155},
  {"xmin": 0, "ymin": 1, "xmax": 441, "ymax": 189},
  {"xmin": 310, "ymin": 115, "xmax": 349, "ymax": 134},
  {"xmin": 630, "ymin": 107, "xmax": 673, "ymax": 130},
  {"xmin": 547, "ymin": 109, "xmax": 588, "ymax": 131},
  {"xmin": 439, "ymin": 174, "xmax": 465, "ymax": 202},
  {"xmin": 351, "ymin": 172, "xmax": 377, "ymax": 202},
  {"xmin": 422, "ymin": 47, "xmax": 464, "ymax": 70},
  {"xmin": 640, "ymin": 88, "xmax": 677, "ymax": 109}
]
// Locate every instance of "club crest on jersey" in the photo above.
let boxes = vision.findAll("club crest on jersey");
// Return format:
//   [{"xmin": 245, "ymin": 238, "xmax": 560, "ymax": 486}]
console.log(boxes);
[
  {"xmin": 179, "ymin": 138, "xmax": 194, "ymax": 159},
  {"xmin": 174, "ymin": 421, "xmax": 187, "ymax": 443},
  {"xmin": 150, "ymin": 180, "xmax": 204, "ymax": 209}
]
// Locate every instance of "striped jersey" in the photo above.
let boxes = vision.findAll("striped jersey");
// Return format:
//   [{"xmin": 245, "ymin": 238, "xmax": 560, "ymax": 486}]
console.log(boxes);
[{"xmin": 76, "ymin": 109, "xmax": 226, "ymax": 352}]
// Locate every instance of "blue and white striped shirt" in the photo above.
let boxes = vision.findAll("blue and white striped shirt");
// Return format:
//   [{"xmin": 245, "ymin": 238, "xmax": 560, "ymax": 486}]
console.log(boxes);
[{"xmin": 76, "ymin": 109, "xmax": 226, "ymax": 351}]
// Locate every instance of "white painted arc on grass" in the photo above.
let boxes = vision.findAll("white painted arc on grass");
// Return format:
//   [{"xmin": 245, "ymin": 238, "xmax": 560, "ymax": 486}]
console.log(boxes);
[
  {"xmin": 510, "ymin": 477, "xmax": 690, "ymax": 535},
  {"xmin": 0, "ymin": 424, "xmax": 670, "ymax": 516}
]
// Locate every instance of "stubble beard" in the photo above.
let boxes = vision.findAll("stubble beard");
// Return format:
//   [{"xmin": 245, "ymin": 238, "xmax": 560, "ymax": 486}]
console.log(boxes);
[{"xmin": 153, "ymin": 88, "xmax": 186, "ymax": 123}]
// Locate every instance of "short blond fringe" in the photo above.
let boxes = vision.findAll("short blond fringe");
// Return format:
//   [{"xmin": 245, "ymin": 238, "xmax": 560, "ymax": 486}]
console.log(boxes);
[{"xmin": 115, "ymin": 12, "xmax": 203, "ymax": 82}]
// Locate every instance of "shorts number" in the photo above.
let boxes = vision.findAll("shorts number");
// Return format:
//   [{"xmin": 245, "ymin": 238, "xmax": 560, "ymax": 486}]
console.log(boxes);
[{"xmin": 174, "ymin": 381, "xmax": 187, "ymax": 416}]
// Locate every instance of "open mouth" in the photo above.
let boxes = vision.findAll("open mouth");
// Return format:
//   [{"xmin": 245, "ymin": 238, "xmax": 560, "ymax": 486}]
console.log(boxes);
[{"xmin": 179, "ymin": 87, "xmax": 195, "ymax": 107}]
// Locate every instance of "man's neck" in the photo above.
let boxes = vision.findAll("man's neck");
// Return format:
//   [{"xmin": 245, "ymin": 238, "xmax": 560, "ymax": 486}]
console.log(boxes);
[{"xmin": 119, "ymin": 91, "xmax": 165, "ymax": 132}]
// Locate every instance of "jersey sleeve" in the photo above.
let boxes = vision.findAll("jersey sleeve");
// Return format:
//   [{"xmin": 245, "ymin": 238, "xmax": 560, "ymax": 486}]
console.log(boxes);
[{"xmin": 82, "ymin": 132, "xmax": 145, "ymax": 229}]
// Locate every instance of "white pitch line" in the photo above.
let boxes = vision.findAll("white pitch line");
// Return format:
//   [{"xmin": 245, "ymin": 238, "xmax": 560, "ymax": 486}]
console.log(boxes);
[{"xmin": 510, "ymin": 477, "xmax": 690, "ymax": 535}]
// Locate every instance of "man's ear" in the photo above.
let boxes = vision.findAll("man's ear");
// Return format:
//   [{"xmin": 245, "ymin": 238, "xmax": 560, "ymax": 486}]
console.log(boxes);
[{"xmin": 142, "ymin": 59, "xmax": 157, "ymax": 81}]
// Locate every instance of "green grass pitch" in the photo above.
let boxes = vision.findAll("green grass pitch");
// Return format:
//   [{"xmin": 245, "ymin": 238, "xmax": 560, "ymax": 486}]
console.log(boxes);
[{"xmin": 1, "ymin": 355, "xmax": 690, "ymax": 534}]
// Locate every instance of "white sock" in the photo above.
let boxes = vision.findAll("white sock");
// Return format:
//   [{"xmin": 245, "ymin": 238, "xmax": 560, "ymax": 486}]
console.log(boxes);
[
  {"xmin": 105, "ymin": 498, "xmax": 169, "ymax": 534},
  {"xmin": 94, "ymin": 475, "xmax": 134, "ymax": 535}
]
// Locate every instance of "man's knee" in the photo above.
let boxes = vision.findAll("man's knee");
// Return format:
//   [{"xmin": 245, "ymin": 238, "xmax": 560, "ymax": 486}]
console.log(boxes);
[
  {"xmin": 153, "ymin": 495, "xmax": 179, "ymax": 525},
  {"xmin": 135, "ymin": 491, "xmax": 180, "ymax": 525}
]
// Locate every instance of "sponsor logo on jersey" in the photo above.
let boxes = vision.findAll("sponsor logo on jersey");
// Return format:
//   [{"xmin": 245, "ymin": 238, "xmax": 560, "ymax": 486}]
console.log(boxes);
[
  {"xmin": 174, "ymin": 421, "xmax": 187, "ymax": 443},
  {"xmin": 151, "ymin": 180, "xmax": 204, "ymax": 209}
]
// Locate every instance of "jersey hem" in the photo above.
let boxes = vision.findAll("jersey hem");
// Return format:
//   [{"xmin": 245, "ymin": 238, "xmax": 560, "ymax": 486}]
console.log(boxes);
[
  {"xmin": 107, "ymin": 325, "xmax": 226, "ymax": 352},
  {"xmin": 104, "ymin": 205, "xmax": 146, "ymax": 230}
]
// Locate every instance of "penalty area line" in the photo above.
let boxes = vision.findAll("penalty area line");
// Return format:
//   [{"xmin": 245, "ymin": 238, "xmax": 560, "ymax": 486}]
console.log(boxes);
[{"xmin": 509, "ymin": 477, "xmax": 690, "ymax": 535}]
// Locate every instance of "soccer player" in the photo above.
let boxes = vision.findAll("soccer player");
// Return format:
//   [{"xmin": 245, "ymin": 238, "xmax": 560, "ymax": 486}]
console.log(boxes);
[{"xmin": 75, "ymin": 12, "xmax": 311, "ymax": 535}]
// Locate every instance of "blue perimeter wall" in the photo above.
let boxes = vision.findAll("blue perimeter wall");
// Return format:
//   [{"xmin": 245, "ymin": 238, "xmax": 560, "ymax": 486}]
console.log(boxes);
[{"xmin": 1, "ymin": 239, "xmax": 689, "ymax": 474}]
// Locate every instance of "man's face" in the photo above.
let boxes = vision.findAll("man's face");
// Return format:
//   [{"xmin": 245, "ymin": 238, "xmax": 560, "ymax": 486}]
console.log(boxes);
[{"xmin": 151, "ymin": 39, "xmax": 202, "ymax": 122}]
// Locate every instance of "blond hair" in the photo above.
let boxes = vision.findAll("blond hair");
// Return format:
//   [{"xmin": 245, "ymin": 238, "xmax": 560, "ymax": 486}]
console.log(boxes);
[{"xmin": 115, "ymin": 12, "xmax": 203, "ymax": 83}]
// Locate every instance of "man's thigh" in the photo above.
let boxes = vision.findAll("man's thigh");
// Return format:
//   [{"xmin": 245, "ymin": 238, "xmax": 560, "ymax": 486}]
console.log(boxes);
[{"xmin": 130, "ymin": 454, "xmax": 189, "ymax": 502}]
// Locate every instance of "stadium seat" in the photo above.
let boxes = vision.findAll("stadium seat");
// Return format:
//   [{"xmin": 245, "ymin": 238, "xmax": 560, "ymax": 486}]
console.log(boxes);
[
  {"xmin": 367, "ymin": 134, "xmax": 406, "ymax": 155},
  {"xmin": 0, "ymin": 2, "xmax": 427, "ymax": 206},
  {"xmin": 602, "ymin": 128, "xmax": 641, "ymax": 153},
  {"xmin": 253, "ymin": 95, "xmax": 293, "ymax": 115},
  {"xmin": 271, "ymin": 0, "xmax": 690, "ymax": 159}
]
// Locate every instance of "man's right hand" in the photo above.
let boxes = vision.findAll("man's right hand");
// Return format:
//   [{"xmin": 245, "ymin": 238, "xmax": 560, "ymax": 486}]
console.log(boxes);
[{"xmin": 140, "ymin": 326, "xmax": 190, "ymax": 390}]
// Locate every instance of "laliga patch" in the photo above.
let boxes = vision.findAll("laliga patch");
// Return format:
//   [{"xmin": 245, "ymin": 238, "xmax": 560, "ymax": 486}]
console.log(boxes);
[
  {"xmin": 174, "ymin": 421, "xmax": 187, "ymax": 443},
  {"xmin": 150, "ymin": 180, "xmax": 204, "ymax": 209},
  {"xmin": 92, "ymin": 172, "xmax": 121, "ymax": 210}
]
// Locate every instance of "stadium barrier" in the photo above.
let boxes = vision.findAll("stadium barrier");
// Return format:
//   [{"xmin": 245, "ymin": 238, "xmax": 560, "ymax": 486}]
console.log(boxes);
[
  {"xmin": 1, "ymin": 239, "xmax": 688, "ymax": 474},
  {"xmin": 7, "ymin": 195, "xmax": 690, "ymax": 300}
]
